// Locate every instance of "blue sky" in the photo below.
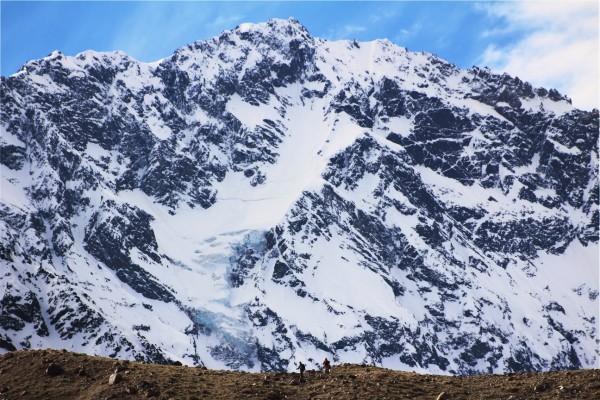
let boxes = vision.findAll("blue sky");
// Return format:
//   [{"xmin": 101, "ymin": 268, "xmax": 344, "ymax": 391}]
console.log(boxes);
[{"xmin": 1, "ymin": 1, "xmax": 598, "ymax": 109}]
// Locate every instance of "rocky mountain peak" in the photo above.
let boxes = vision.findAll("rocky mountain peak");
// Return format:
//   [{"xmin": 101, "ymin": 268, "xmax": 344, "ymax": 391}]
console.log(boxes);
[
  {"xmin": 0, "ymin": 18, "xmax": 598, "ymax": 374},
  {"xmin": 235, "ymin": 17, "xmax": 311, "ymax": 38}
]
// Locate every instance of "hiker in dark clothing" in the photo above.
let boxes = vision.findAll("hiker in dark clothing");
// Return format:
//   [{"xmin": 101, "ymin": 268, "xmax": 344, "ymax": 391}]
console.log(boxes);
[
  {"xmin": 297, "ymin": 361, "xmax": 306, "ymax": 379},
  {"xmin": 322, "ymin": 357, "xmax": 331, "ymax": 373}
]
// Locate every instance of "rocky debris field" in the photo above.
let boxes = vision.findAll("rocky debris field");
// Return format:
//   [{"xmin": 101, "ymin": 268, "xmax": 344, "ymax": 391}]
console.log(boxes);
[{"xmin": 0, "ymin": 350, "xmax": 598, "ymax": 399}]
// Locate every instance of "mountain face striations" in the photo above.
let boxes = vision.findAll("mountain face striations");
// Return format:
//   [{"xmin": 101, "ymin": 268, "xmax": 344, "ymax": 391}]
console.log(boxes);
[{"xmin": 1, "ymin": 18, "xmax": 598, "ymax": 374}]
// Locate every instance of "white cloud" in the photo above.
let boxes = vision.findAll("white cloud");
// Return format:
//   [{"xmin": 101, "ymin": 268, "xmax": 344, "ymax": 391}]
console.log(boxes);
[
  {"xmin": 479, "ymin": 1, "xmax": 598, "ymax": 110},
  {"xmin": 369, "ymin": 8, "xmax": 400, "ymax": 23},
  {"xmin": 110, "ymin": 4, "xmax": 244, "ymax": 64},
  {"xmin": 111, "ymin": 3, "xmax": 201, "ymax": 62},
  {"xmin": 393, "ymin": 21, "xmax": 422, "ymax": 45},
  {"xmin": 210, "ymin": 14, "xmax": 245, "ymax": 30},
  {"xmin": 325, "ymin": 24, "xmax": 367, "ymax": 41},
  {"xmin": 339, "ymin": 24, "xmax": 367, "ymax": 37}
]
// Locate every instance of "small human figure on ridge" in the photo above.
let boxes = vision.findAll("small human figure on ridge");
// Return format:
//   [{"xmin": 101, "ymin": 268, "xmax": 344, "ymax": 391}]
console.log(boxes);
[
  {"xmin": 297, "ymin": 361, "xmax": 306, "ymax": 380},
  {"xmin": 322, "ymin": 357, "xmax": 331, "ymax": 373}
]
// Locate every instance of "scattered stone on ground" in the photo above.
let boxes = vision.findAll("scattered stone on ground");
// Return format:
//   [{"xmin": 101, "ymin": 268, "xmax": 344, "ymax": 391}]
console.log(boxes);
[
  {"xmin": 108, "ymin": 371, "xmax": 122, "ymax": 385},
  {"xmin": 45, "ymin": 363, "xmax": 63, "ymax": 377}
]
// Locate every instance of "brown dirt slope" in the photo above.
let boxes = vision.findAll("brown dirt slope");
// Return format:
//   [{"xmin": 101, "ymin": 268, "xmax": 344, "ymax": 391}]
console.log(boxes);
[{"xmin": 0, "ymin": 350, "xmax": 598, "ymax": 399}]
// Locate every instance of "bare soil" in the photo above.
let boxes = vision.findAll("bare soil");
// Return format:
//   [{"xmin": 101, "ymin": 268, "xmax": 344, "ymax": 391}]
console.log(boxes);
[{"xmin": 0, "ymin": 350, "xmax": 598, "ymax": 399}]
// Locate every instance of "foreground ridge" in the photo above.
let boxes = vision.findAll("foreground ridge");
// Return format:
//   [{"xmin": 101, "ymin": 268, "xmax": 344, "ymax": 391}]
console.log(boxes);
[{"xmin": 1, "ymin": 350, "xmax": 599, "ymax": 400}]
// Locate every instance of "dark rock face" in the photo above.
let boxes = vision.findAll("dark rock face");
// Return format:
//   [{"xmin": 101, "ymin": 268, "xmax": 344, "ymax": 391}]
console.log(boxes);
[
  {"xmin": 0, "ymin": 18, "xmax": 597, "ymax": 373},
  {"xmin": 83, "ymin": 200, "xmax": 174, "ymax": 302},
  {"xmin": 0, "ymin": 290, "xmax": 48, "ymax": 343},
  {"xmin": 0, "ymin": 145, "xmax": 26, "ymax": 170}
]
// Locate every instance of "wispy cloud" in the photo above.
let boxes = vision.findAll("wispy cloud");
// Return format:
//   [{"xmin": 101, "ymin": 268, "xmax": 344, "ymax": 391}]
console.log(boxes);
[
  {"xmin": 393, "ymin": 21, "xmax": 422, "ymax": 45},
  {"xmin": 209, "ymin": 14, "xmax": 245, "ymax": 30},
  {"xmin": 110, "ymin": 3, "xmax": 199, "ymax": 62},
  {"xmin": 322, "ymin": 2, "xmax": 406, "ymax": 42},
  {"xmin": 341, "ymin": 24, "xmax": 367, "ymax": 36},
  {"xmin": 326, "ymin": 24, "xmax": 367, "ymax": 40},
  {"xmin": 369, "ymin": 8, "xmax": 400, "ymax": 23},
  {"xmin": 478, "ymin": 1, "xmax": 598, "ymax": 110},
  {"xmin": 109, "ymin": 3, "xmax": 245, "ymax": 63}
]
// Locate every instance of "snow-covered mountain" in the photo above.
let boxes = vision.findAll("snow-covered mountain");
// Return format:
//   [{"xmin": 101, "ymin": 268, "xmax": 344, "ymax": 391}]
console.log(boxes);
[{"xmin": 1, "ymin": 18, "xmax": 598, "ymax": 374}]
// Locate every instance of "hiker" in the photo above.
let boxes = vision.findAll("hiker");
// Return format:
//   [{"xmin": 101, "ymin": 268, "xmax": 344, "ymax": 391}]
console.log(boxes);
[
  {"xmin": 322, "ymin": 357, "xmax": 331, "ymax": 373},
  {"xmin": 297, "ymin": 361, "xmax": 306, "ymax": 379}
]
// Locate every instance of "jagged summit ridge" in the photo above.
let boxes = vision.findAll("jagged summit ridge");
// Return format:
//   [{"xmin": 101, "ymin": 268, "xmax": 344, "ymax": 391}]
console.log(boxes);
[
  {"xmin": 233, "ymin": 17, "xmax": 311, "ymax": 37},
  {"xmin": 1, "ymin": 18, "xmax": 598, "ymax": 374}
]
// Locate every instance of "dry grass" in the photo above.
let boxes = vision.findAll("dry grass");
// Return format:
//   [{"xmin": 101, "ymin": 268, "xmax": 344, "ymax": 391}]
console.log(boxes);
[{"xmin": 0, "ymin": 349, "xmax": 598, "ymax": 399}]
